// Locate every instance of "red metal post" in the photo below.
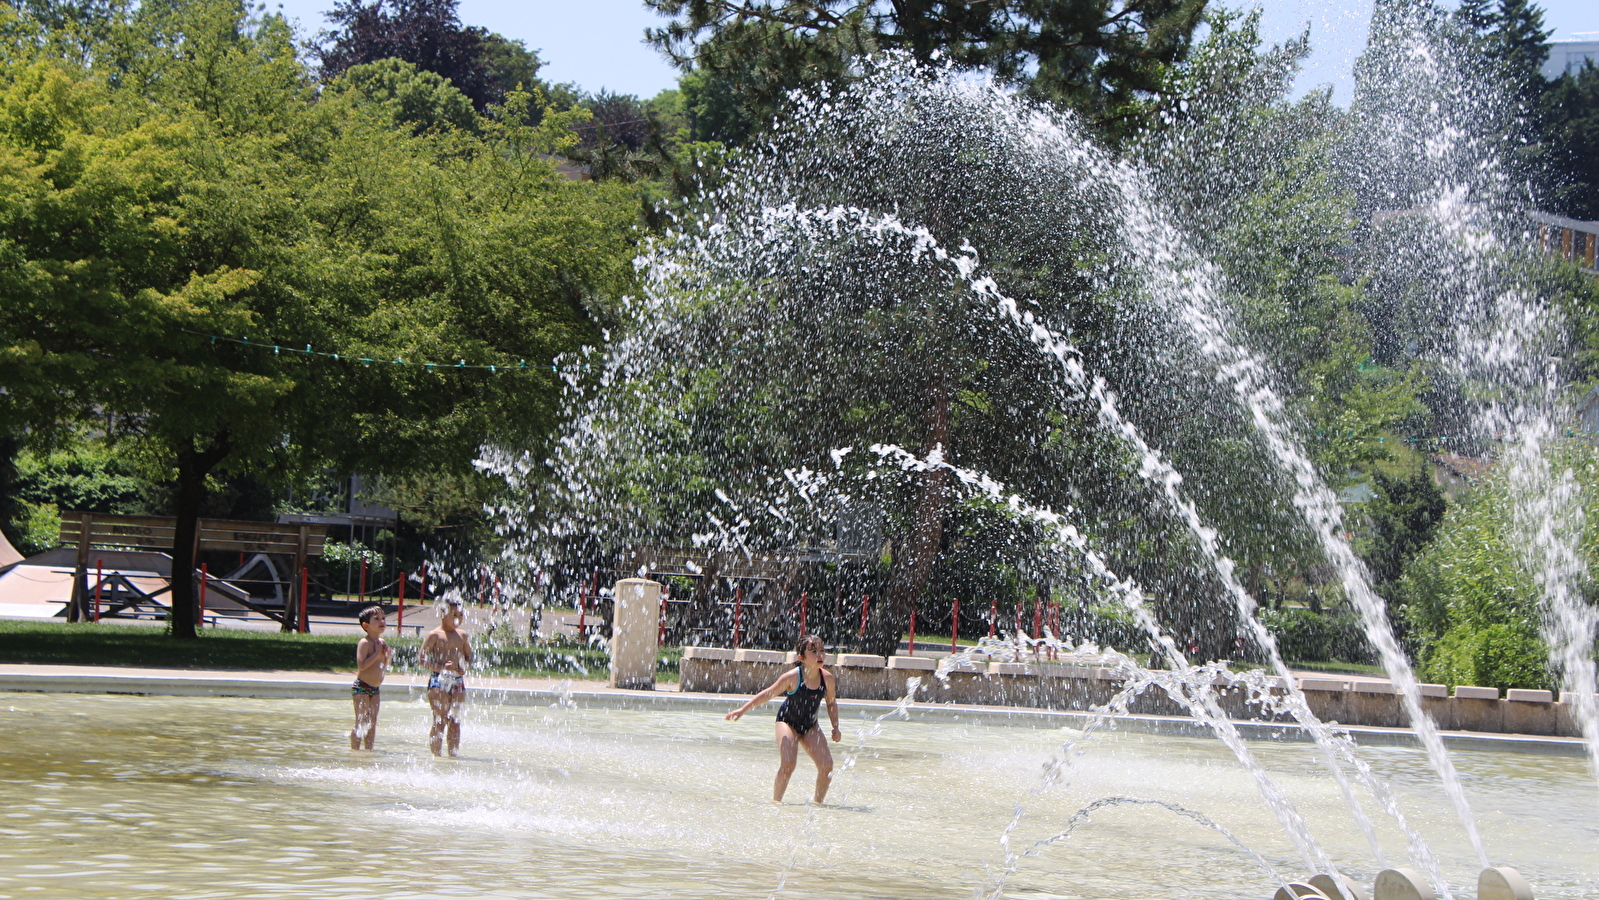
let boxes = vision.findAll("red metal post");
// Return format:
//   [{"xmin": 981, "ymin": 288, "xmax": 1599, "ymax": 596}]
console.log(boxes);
[
  {"xmin": 733, "ymin": 586, "xmax": 743, "ymax": 649},
  {"xmin": 858, "ymin": 594, "xmax": 870, "ymax": 638},
  {"xmin": 397, "ymin": 571, "xmax": 406, "ymax": 632},
  {"xmin": 989, "ymin": 596, "xmax": 997, "ymax": 639},
  {"xmin": 951, "ymin": 598, "xmax": 960, "ymax": 654},
  {"xmin": 93, "ymin": 558, "xmax": 103, "ymax": 623},
  {"xmin": 419, "ymin": 564, "xmax": 429, "ymax": 605},
  {"xmin": 799, "ymin": 591, "xmax": 808, "ymax": 637},
  {"xmin": 299, "ymin": 567, "xmax": 310, "ymax": 633},
  {"xmin": 359, "ymin": 558, "xmax": 368, "ymax": 604},
  {"xmin": 907, "ymin": 609, "xmax": 916, "ymax": 656},
  {"xmin": 658, "ymin": 584, "xmax": 668, "ymax": 645},
  {"xmin": 199, "ymin": 563, "xmax": 209, "ymax": 626}
]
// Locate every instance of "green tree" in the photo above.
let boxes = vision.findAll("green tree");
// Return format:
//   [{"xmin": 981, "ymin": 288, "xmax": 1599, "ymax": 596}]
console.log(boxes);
[
  {"xmin": 1397, "ymin": 470, "xmax": 1553, "ymax": 691},
  {"xmin": 1361, "ymin": 468, "xmax": 1448, "ymax": 589},
  {"xmin": 325, "ymin": 57, "xmax": 477, "ymax": 133},
  {"xmin": 1540, "ymin": 62, "xmax": 1599, "ymax": 220},
  {"xmin": 645, "ymin": 0, "xmax": 1208, "ymax": 144},
  {"xmin": 316, "ymin": 0, "xmax": 499, "ymax": 108},
  {"xmin": 0, "ymin": 1, "xmax": 639, "ymax": 638},
  {"xmin": 1133, "ymin": 10, "xmax": 1431, "ymax": 620},
  {"xmin": 1453, "ymin": 0, "xmax": 1551, "ymax": 106}
]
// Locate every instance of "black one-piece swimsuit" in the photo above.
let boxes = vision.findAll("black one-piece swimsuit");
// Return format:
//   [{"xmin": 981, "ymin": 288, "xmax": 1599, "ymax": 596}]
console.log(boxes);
[{"xmin": 776, "ymin": 665, "xmax": 825, "ymax": 736}]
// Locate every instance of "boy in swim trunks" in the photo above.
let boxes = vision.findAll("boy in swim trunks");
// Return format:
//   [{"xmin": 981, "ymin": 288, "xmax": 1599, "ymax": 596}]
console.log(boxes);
[
  {"xmin": 725, "ymin": 634, "xmax": 841, "ymax": 804},
  {"xmin": 350, "ymin": 606, "xmax": 392, "ymax": 751},
  {"xmin": 422, "ymin": 600, "xmax": 474, "ymax": 757}
]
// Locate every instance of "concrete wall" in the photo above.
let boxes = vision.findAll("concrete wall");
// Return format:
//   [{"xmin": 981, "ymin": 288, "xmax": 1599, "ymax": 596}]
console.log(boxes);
[{"xmin": 678, "ymin": 648, "xmax": 1584, "ymax": 737}]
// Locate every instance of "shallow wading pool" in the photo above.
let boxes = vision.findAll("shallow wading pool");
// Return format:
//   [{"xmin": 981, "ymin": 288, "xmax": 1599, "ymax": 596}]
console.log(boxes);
[{"xmin": 0, "ymin": 691, "xmax": 1594, "ymax": 899}]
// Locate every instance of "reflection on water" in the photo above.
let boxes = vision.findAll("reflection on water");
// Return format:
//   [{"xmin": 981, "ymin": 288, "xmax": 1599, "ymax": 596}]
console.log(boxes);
[{"xmin": 0, "ymin": 692, "xmax": 1593, "ymax": 899}]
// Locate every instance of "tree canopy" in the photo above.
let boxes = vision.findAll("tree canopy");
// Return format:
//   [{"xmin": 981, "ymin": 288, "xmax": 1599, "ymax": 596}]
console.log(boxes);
[
  {"xmin": 0, "ymin": 0, "xmax": 640, "ymax": 637},
  {"xmin": 644, "ymin": 0, "xmax": 1208, "ymax": 144}
]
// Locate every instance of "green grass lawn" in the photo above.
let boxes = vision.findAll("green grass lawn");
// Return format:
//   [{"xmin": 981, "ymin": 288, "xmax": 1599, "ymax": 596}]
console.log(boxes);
[
  {"xmin": 1281, "ymin": 660, "xmax": 1388, "ymax": 677},
  {"xmin": 0, "ymin": 620, "xmax": 680, "ymax": 681}
]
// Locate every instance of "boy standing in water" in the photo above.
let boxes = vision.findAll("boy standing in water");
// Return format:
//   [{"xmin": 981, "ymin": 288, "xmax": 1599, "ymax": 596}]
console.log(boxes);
[
  {"xmin": 422, "ymin": 601, "xmax": 474, "ymax": 757},
  {"xmin": 725, "ymin": 634, "xmax": 841, "ymax": 804},
  {"xmin": 350, "ymin": 606, "xmax": 392, "ymax": 751}
]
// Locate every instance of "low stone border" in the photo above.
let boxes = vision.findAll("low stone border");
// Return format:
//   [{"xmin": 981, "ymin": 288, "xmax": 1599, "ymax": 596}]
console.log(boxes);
[
  {"xmin": 679, "ymin": 649, "xmax": 1589, "ymax": 738},
  {"xmin": 0, "ymin": 668, "xmax": 1584, "ymax": 756}
]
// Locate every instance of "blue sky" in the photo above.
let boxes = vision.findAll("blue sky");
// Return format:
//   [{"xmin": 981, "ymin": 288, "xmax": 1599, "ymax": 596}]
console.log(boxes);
[{"xmin": 266, "ymin": 0, "xmax": 1599, "ymax": 104}]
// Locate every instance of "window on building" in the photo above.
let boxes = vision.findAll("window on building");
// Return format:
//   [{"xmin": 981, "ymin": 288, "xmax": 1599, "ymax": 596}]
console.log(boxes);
[{"xmin": 1569, "ymin": 51, "xmax": 1598, "ymax": 76}]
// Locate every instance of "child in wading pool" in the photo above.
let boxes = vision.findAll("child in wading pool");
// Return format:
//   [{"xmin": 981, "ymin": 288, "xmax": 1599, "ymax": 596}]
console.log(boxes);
[
  {"xmin": 350, "ymin": 606, "xmax": 392, "ymax": 751},
  {"xmin": 725, "ymin": 634, "xmax": 842, "ymax": 804},
  {"xmin": 422, "ymin": 601, "xmax": 474, "ymax": 757}
]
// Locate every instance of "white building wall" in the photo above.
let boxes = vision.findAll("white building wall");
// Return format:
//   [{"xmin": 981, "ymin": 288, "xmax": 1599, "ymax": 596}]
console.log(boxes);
[{"xmin": 1542, "ymin": 40, "xmax": 1599, "ymax": 81}]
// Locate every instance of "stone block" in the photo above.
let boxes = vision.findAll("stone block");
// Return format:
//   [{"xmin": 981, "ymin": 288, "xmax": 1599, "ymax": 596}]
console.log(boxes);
[
  {"xmin": 609, "ymin": 578, "xmax": 662, "ymax": 691},
  {"xmin": 1345, "ymin": 690, "xmax": 1404, "ymax": 727},
  {"xmin": 735, "ymin": 648, "xmax": 785, "ymax": 664},
  {"xmin": 1418, "ymin": 695, "xmax": 1456, "ymax": 730},
  {"xmin": 1453, "ymin": 685, "xmax": 1498, "ymax": 700},
  {"xmin": 1413, "ymin": 683, "xmax": 1448, "ymax": 698},
  {"xmin": 835, "ymin": 653, "xmax": 886, "ymax": 668},
  {"xmin": 1354, "ymin": 681, "xmax": 1396, "ymax": 694},
  {"xmin": 1452, "ymin": 697, "xmax": 1503, "ymax": 732},
  {"xmin": 1502, "ymin": 693, "xmax": 1557, "ymax": 735},
  {"xmin": 681, "ymin": 646, "xmax": 734, "ymax": 661},
  {"xmin": 1297, "ymin": 681, "xmax": 1348, "ymax": 723},
  {"xmin": 988, "ymin": 661, "xmax": 1030, "ymax": 676},
  {"xmin": 833, "ymin": 663, "xmax": 892, "ymax": 700},
  {"xmin": 680, "ymin": 656, "xmax": 741, "ymax": 693},
  {"xmin": 887, "ymin": 656, "xmax": 938, "ymax": 671}
]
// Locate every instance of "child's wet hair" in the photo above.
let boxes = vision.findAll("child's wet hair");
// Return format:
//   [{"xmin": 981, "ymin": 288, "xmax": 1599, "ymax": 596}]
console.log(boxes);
[
  {"xmin": 358, "ymin": 605, "xmax": 385, "ymax": 625},
  {"xmin": 795, "ymin": 634, "xmax": 825, "ymax": 657}
]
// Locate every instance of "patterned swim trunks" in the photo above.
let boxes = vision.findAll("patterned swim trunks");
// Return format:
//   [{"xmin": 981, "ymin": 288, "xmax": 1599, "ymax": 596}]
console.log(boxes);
[
  {"xmin": 351, "ymin": 679, "xmax": 380, "ymax": 697},
  {"xmin": 428, "ymin": 671, "xmax": 465, "ymax": 695}
]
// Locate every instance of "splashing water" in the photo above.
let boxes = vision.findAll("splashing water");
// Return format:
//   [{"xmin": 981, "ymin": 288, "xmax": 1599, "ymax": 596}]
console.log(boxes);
[{"xmin": 474, "ymin": 31, "xmax": 1594, "ymax": 893}]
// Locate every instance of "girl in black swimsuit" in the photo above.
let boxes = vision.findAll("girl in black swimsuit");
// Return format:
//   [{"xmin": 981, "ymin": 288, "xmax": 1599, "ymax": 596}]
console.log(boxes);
[{"xmin": 726, "ymin": 634, "xmax": 842, "ymax": 803}]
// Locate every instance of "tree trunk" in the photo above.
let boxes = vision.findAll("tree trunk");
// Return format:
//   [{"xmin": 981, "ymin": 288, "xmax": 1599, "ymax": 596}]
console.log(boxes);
[
  {"xmin": 864, "ymin": 382, "xmax": 952, "ymax": 657},
  {"xmin": 169, "ymin": 433, "xmax": 231, "ymax": 640}
]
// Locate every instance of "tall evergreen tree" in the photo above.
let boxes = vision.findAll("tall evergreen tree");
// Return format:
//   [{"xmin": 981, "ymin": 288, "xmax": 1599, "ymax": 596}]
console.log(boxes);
[
  {"xmin": 644, "ymin": 0, "xmax": 1208, "ymax": 145},
  {"xmin": 1540, "ymin": 62, "xmax": 1599, "ymax": 220}
]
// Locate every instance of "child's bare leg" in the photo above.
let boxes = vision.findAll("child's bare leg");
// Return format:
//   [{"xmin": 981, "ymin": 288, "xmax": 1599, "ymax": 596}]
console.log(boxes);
[
  {"xmin": 352, "ymin": 694, "xmax": 379, "ymax": 750},
  {"xmin": 800, "ymin": 729, "xmax": 834, "ymax": 804},
  {"xmin": 444, "ymin": 695, "xmax": 462, "ymax": 757},
  {"xmin": 350, "ymin": 695, "xmax": 365, "ymax": 750},
  {"xmin": 427, "ymin": 690, "xmax": 447, "ymax": 756},
  {"xmin": 773, "ymin": 723, "xmax": 800, "ymax": 802},
  {"xmin": 365, "ymin": 695, "xmax": 380, "ymax": 750}
]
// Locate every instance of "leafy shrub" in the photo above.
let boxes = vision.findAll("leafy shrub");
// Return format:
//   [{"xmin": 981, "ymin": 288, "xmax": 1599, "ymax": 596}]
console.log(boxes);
[
  {"xmin": 11, "ymin": 501, "xmax": 60, "ymax": 556},
  {"xmin": 1257, "ymin": 607, "xmax": 1375, "ymax": 663},
  {"xmin": 1419, "ymin": 623, "xmax": 1552, "ymax": 693}
]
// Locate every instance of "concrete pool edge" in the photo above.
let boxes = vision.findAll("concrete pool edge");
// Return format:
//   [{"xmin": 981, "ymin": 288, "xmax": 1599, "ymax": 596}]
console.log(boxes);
[{"xmin": 0, "ymin": 668, "xmax": 1585, "ymax": 757}]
